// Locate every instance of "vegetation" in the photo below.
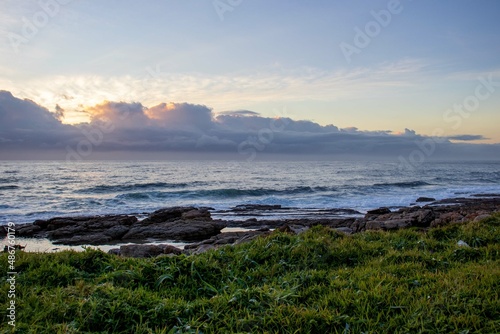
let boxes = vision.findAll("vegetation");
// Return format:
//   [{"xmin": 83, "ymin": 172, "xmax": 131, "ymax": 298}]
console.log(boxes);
[{"xmin": 1, "ymin": 215, "xmax": 499, "ymax": 333}]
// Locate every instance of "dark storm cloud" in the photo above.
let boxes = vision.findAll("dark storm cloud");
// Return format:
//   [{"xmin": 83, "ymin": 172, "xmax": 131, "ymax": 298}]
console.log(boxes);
[
  {"xmin": 0, "ymin": 91, "xmax": 499, "ymax": 160},
  {"xmin": 0, "ymin": 91, "xmax": 65, "ymax": 131},
  {"xmin": 0, "ymin": 91, "xmax": 77, "ymax": 152}
]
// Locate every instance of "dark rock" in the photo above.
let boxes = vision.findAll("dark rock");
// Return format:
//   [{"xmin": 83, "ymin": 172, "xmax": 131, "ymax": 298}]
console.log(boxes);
[
  {"xmin": 349, "ymin": 218, "xmax": 366, "ymax": 233},
  {"xmin": 139, "ymin": 207, "xmax": 212, "ymax": 224},
  {"xmin": 41, "ymin": 215, "xmax": 137, "ymax": 231},
  {"xmin": 471, "ymin": 193, "xmax": 500, "ymax": 197},
  {"xmin": 319, "ymin": 208, "xmax": 362, "ymax": 215},
  {"xmin": 365, "ymin": 221, "xmax": 383, "ymax": 230},
  {"xmin": 416, "ymin": 197, "xmax": 436, "ymax": 203},
  {"xmin": 431, "ymin": 212, "xmax": 465, "ymax": 227},
  {"xmin": 18, "ymin": 215, "xmax": 138, "ymax": 244},
  {"xmin": 108, "ymin": 248, "xmax": 121, "ymax": 255},
  {"xmin": 33, "ymin": 219, "xmax": 50, "ymax": 229},
  {"xmin": 407, "ymin": 209, "xmax": 435, "ymax": 227},
  {"xmin": 188, "ymin": 244, "xmax": 216, "ymax": 255},
  {"xmin": 277, "ymin": 225, "xmax": 295, "ymax": 234},
  {"xmin": 324, "ymin": 218, "xmax": 356, "ymax": 228},
  {"xmin": 184, "ymin": 229, "xmax": 271, "ymax": 254},
  {"xmin": 232, "ymin": 204, "xmax": 282, "ymax": 211},
  {"xmin": 383, "ymin": 219, "xmax": 412, "ymax": 230},
  {"xmin": 119, "ymin": 244, "xmax": 182, "ymax": 258},
  {"xmin": 122, "ymin": 220, "xmax": 226, "ymax": 241},
  {"xmin": 182, "ymin": 209, "xmax": 211, "ymax": 220},
  {"xmin": 9, "ymin": 197, "xmax": 500, "ymax": 249},
  {"xmin": 366, "ymin": 207, "xmax": 391, "ymax": 215},
  {"xmin": 15, "ymin": 224, "xmax": 42, "ymax": 237},
  {"xmin": 14, "ymin": 208, "xmax": 222, "ymax": 245}
]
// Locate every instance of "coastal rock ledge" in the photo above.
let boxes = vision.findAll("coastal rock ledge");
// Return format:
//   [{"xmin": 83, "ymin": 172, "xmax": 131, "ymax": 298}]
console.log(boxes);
[{"xmin": 5, "ymin": 207, "xmax": 225, "ymax": 245}]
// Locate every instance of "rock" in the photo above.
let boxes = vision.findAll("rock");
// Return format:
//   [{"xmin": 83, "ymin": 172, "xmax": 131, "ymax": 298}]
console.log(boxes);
[
  {"xmin": 349, "ymin": 219, "xmax": 366, "ymax": 232},
  {"xmin": 19, "ymin": 215, "xmax": 138, "ymax": 244},
  {"xmin": 365, "ymin": 221, "xmax": 383, "ymax": 230},
  {"xmin": 416, "ymin": 197, "xmax": 436, "ymax": 203},
  {"xmin": 9, "ymin": 197, "xmax": 500, "ymax": 248},
  {"xmin": 15, "ymin": 224, "xmax": 42, "ymax": 237},
  {"xmin": 383, "ymin": 219, "xmax": 412, "ymax": 230},
  {"xmin": 188, "ymin": 244, "xmax": 216, "ymax": 255},
  {"xmin": 41, "ymin": 215, "xmax": 137, "ymax": 231},
  {"xmin": 334, "ymin": 227, "xmax": 353, "ymax": 234},
  {"xmin": 108, "ymin": 248, "xmax": 121, "ymax": 255},
  {"xmin": 366, "ymin": 219, "xmax": 411, "ymax": 231},
  {"xmin": 457, "ymin": 240, "xmax": 470, "ymax": 248},
  {"xmin": 319, "ymin": 208, "xmax": 362, "ymax": 215},
  {"xmin": 474, "ymin": 214, "xmax": 491, "ymax": 222},
  {"xmin": 277, "ymin": 224, "xmax": 309, "ymax": 235},
  {"xmin": 14, "ymin": 208, "xmax": 222, "ymax": 245},
  {"xmin": 184, "ymin": 229, "xmax": 271, "ymax": 254},
  {"xmin": 431, "ymin": 212, "xmax": 464, "ymax": 227},
  {"xmin": 471, "ymin": 193, "xmax": 500, "ymax": 197},
  {"xmin": 277, "ymin": 225, "xmax": 295, "ymax": 234},
  {"xmin": 119, "ymin": 244, "xmax": 182, "ymax": 258},
  {"xmin": 122, "ymin": 220, "xmax": 226, "ymax": 241},
  {"xmin": 366, "ymin": 207, "xmax": 391, "ymax": 215},
  {"xmin": 232, "ymin": 204, "xmax": 282, "ymax": 211},
  {"xmin": 142, "ymin": 207, "xmax": 210, "ymax": 224},
  {"xmin": 182, "ymin": 209, "xmax": 211, "ymax": 220},
  {"xmin": 408, "ymin": 209, "xmax": 435, "ymax": 227}
]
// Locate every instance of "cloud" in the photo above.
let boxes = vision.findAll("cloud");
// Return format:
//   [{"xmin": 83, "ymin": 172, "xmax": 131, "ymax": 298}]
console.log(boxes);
[
  {"xmin": 0, "ymin": 60, "xmax": 426, "ymax": 123},
  {"xmin": 0, "ymin": 91, "xmax": 499, "ymax": 161},
  {"xmin": 447, "ymin": 135, "xmax": 487, "ymax": 141},
  {"xmin": 54, "ymin": 104, "xmax": 65, "ymax": 121},
  {"xmin": 217, "ymin": 110, "xmax": 261, "ymax": 117},
  {"xmin": 87, "ymin": 101, "xmax": 150, "ymax": 128},
  {"xmin": 0, "ymin": 90, "xmax": 77, "ymax": 153},
  {"xmin": 145, "ymin": 102, "xmax": 213, "ymax": 131},
  {"xmin": 0, "ymin": 90, "xmax": 64, "ymax": 131},
  {"xmin": 403, "ymin": 128, "xmax": 417, "ymax": 136}
]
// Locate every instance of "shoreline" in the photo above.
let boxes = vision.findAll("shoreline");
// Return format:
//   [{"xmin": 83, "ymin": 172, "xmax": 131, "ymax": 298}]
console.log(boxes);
[{"xmin": 2, "ymin": 194, "xmax": 499, "ymax": 255}]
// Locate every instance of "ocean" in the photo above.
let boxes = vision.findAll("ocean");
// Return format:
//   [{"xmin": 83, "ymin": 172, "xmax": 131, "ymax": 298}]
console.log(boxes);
[{"xmin": 1, "ymin": 160, "xmax": 500, "ymax": 225}]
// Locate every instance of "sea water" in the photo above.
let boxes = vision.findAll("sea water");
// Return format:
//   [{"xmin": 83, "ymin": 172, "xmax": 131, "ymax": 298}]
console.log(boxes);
[{"xmin": 1, "ymin": 160, "xmax": 499, "ymax": 225}]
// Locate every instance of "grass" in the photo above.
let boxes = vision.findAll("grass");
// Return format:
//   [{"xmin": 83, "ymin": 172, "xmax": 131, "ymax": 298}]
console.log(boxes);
[{"xmin": 1, "ymin": 214, "xmax": 499, "ymax": 333}]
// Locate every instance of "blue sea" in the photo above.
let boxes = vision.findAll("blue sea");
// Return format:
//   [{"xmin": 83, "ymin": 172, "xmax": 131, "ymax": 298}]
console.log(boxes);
[{"xmin": 1, "ymin": 160, "xmax": 500, "ymax": 225}]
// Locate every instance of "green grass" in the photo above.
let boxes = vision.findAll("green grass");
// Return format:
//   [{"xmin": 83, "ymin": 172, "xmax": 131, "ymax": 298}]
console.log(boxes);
[{"xmin": 1, "ymin": 215, "xmax": 499, "ymax": 333}]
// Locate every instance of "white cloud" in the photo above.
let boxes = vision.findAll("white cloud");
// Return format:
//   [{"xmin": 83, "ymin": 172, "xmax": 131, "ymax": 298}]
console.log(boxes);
[
  {"xmin": 0, "ymin": 60, "xmax": 427, "ymax": 124},
  {"xmin": 1, "ymin": 90, "xmax": 499, "ymax": 161}
]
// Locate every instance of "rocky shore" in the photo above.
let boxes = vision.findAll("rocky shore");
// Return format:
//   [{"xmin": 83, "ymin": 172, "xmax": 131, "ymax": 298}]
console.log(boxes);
[{"xmin": 2, "ymin": 195, "xmax": 499, "ymax": 257}]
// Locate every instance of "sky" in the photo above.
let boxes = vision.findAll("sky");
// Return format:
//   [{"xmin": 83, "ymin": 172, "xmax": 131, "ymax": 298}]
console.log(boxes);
[{"xmin": 0, "ymin": 0, "xmax": 500, "ymax": 161}]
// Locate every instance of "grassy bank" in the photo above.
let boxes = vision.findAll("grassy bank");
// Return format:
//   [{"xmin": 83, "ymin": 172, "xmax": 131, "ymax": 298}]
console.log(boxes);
[{"xmin": 1, "ymin": 215, "xmax": 499, "ymax": 333}]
